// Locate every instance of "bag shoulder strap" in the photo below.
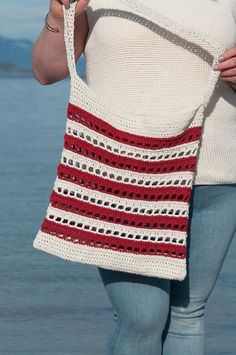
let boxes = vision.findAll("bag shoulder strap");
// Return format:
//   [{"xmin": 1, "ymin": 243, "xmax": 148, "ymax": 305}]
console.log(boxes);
[{"xmin": 63, "ymin": 1, "xmax": 224, "ymax": 112}]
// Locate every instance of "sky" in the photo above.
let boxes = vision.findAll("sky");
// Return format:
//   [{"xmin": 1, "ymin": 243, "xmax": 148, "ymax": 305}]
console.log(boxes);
[{"xmin": 0, "ymin": 0, "xmax": 51, "ymax": 41}]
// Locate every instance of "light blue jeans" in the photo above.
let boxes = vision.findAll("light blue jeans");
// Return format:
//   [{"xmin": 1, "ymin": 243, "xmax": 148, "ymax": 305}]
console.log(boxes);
[{"xmin": 97, "ymin": 183, "xmax": 236, "ymax": 355}]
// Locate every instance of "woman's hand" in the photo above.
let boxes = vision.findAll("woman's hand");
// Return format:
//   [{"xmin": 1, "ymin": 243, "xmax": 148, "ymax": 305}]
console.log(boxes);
[
  {"xmin": 49, "ymin": 0, "xmax": 90, "ymax": 22},
  {"xmin": 213, "ymin": 46, "xmax": 236, "ymax": 85}
]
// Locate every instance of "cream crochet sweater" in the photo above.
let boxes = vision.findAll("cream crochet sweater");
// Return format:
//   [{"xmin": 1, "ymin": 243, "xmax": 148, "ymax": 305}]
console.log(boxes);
[{"xmin": 84, "ymin": 0, "xmax": 236, "ymax": 185}]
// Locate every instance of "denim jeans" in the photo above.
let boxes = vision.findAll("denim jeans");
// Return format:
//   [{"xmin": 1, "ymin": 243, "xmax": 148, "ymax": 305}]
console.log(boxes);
[{"xmin": 97, "ymin": 183, "xmax": 236, "ymax": 355}]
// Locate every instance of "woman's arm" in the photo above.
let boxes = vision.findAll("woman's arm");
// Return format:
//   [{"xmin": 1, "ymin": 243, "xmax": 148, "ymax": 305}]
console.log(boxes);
[{"xmin": 32, "ymin": 0, "xmax": 89, "ymax": 85}]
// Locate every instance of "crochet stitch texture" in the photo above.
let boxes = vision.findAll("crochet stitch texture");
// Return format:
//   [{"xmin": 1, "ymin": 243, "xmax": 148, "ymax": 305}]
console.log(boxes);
[{"xmin": 33, "ymin": 0, "xmax": 226, "ymax": 280}]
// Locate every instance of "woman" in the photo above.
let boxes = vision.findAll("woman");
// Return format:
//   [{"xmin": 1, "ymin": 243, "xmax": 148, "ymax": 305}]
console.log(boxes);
[{"xmin": 32, "ymin": 0, "xmax": 236, "ymax": 354}]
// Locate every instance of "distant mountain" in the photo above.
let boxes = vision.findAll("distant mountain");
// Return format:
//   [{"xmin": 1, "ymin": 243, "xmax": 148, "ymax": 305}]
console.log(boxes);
[
  {"xmin": 0, "ymin": 35, "xmax": 33, "ymax": 71},
  {"xmin": 0, "ymin": 35, "xmax": 86, "ymax": 78},
  {"xmin": 0, "ymin": 62, "xmax": 33, "ymax": 75}
]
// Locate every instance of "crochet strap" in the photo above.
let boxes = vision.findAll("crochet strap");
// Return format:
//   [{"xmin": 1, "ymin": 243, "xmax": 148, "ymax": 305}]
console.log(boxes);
[{"xmin": 63, "ymin": 1, "xmax": 223, "ymax": 111}]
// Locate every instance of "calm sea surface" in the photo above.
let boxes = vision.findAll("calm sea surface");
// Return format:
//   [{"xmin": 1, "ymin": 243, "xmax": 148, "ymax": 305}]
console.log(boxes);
[{"xmin": 0, "ymin": 76, "xmax": 235, "ymax": 354}]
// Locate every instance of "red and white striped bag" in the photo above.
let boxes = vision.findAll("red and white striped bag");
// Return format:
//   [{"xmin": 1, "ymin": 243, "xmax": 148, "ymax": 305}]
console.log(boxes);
[{"xmin": 33, "ymin": 0, "xmax": 224, "ymax": 280}]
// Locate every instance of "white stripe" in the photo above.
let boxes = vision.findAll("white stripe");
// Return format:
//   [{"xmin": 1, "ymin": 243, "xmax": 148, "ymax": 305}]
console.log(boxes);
[
  {"xmin": 53, "ymin": 177, "xmax": 189, "ymax": 217},
  {"xmin": 61, "ymin": 149, "xmax": 194, "ymax": 188},
  {"xmin": 33, "ymin": 232, "xmax": 187, "ymax": 280},
  {"xmin": 45, "ymin": 204, "xmax": 187, "ymax": 245},
  {"xmin": 66, "ymin": 119, "xmax": 199, "ymax": 162}
]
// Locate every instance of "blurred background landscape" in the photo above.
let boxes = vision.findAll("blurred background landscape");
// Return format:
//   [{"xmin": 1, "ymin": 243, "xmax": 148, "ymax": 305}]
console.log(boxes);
[
  {"xmin": 0, "ymin": 35, "xmax": 85, "ymax": 78},
  {"xmin": 0, "ymin": 1, "xmax": 235, "ymax": 354},
  {"xmin": 0, "ymin": 0, "xmax": 86, "ymax": 77}
]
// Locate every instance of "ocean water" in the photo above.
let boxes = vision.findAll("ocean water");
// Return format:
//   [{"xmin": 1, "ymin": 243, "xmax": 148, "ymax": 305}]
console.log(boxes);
[{"xmin": 0, "ymin": 76, "xmax": 235, "ymax": 355}]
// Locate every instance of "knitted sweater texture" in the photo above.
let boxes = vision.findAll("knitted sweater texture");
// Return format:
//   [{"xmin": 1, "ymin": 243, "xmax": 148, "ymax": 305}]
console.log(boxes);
[
  {"xmin": 33, "ymin": 0, "xmax": 233, "ymax": 280},
  {"xmin": 84, "ymin": 0, "xmax": 236, "ymax": 185}
]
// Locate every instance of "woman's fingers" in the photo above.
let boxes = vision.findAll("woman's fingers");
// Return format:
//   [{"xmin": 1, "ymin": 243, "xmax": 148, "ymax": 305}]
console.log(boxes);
[
  {"xmin": 60, "ymin": 0, "xmax": 70, "ymax": 9},
  {"xmin": 220, "ymin": 66, "xmax": 236, "ymax": 77},
  {"xmin": 60, "ymin": 0, "xmax": 89, "ymax": 13},
  {"xmin": 50, "ymin": 0, "xmax": 89, "ymax": 21},
  {"xmin": 220, "ymin": 46, "xmax": 236, "ymax": 61},
  {"xmin": 220, "ymin": 75, "xmax": 236, "ymax": 83},
  {"xmin": 214, "ymin": 46, "xmax": 236, "ymax": 71},
  {"xmin": 212, "ymin": 46, "xmax": 236, "ymax": 83},
  {"xmin": 217, "ymin": 56, "xmax": 236, "ymax": 71},
  {"xmin": 213, "ymin": 46, "xmax": 236, "ymax": 83},
  {"xmin": 75, "ymin": 0, "xmax": 90, "ymax": 14},
  {"xmin": 217, "ymin": 56, "xmax": 236, "ymax": 82}
]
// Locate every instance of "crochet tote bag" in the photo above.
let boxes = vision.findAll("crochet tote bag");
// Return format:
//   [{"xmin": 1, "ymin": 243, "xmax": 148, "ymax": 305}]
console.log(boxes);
[{"xmin": 33, "ymin": 0, "xmax": 225, "ymax": 281}]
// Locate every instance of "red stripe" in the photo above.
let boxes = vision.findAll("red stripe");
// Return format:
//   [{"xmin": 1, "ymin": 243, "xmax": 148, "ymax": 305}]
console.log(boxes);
[
  {"xmin": 50, "ymin": 190, "xmax": 188, "ymax": 232},
  {"xmin": 67, "ymin": 102, "xmax": 202, "ymax": 150},
  {"xmin": 57, "ymin": 164, "xmax": 192, "ymax": 203},
  {"xmin": 40, "ymin": 218, "xmax": 186, "ymax": 258},
  {"xmin": 64, "ymin": 133, "xmax": 197, "ymax": 174}
]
